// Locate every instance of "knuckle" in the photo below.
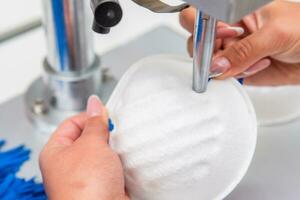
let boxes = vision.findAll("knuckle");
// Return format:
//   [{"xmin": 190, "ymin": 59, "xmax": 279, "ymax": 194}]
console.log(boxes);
[
  {"xmin": 269, "ymin": 23, "xmax": 293, "ymax": 52},
  {"xmin": 272, "ymin": 23, "xmax": 289, "ymax": 39},
  {"xmin": 231, "ymin": 39, "xmax": 254, "ymax": 63}
]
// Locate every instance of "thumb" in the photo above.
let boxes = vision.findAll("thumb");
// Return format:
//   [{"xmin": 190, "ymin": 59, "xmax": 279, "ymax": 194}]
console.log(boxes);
[
  {"xmin": 212, "ymin": 28, "xmax": 272, "ymax": 79},
  {"xmin": 82, "ymin": 95, "xmax": 109, "ymax": 143}
]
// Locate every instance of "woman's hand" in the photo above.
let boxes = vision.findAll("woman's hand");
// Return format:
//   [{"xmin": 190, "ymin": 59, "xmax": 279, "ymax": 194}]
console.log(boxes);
[
  {"xmin": 180, "ymin": 1, "xmax": 300, "ymax": 86},
  {"xmin": 39, "ymin": 96, "xmax": 129, "ymax": 200}
]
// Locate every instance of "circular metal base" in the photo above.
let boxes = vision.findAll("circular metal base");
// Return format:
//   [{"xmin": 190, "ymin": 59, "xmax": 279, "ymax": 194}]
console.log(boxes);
[
  {"xmin": 24, "ymin": 68, "xmax": 118, "ymax": 136},
  {"xmin": 24, "ymin": 55, "xmax": 105, "ymax": 135}
]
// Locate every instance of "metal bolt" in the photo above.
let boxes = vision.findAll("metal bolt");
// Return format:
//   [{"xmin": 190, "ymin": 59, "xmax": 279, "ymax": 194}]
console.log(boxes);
[
  {"xmin": 102, "ymin": 67, "xmax": 110, "ymax": 82},
  {"xmin": 32, "ymin": 98, "xmax": 48, "ymax": 115}
]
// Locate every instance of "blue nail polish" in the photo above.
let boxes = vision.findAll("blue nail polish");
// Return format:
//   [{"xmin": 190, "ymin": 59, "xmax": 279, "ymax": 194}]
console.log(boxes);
[{"xmin": 108, "ymin": 118, "xmax": 114, "ymax": 132}]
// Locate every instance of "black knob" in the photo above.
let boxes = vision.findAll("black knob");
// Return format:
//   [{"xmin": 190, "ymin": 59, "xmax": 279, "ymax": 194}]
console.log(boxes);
[{"xmin": 91, "ymin": 0, "xmax": 123, "ymax": 34}]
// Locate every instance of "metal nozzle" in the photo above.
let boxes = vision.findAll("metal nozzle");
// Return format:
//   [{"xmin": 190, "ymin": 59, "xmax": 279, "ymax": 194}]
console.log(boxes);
[{"xmin": 193, "ymin": 10, "xmax": 217, "ymax": 93}]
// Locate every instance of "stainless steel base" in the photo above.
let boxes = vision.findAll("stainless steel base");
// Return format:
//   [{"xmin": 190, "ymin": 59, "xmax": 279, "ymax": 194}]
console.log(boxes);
[
  {"xmin": 1, "ymin": 26, "xmax": 300, "ymax": 199},
  {"xmin": 25, "ymin": 57, "xmax": 102, "ymax": 135}
]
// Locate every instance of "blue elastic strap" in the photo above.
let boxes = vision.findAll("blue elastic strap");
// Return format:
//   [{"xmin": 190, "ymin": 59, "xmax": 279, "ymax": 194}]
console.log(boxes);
[
  {"xmin": 238, "ymin": 78, "xmax": 244, "ymax": 85},
  {"xmin": 209, "ymin": 78, "xmax": 244, "ymax": 85},
  {"xmin": 109, "ymin": 119, "xmax": 114, "ymax": 132}
]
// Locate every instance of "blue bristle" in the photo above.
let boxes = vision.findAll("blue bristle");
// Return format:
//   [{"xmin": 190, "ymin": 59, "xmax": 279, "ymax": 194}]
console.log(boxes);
[
  {"xmin": 0, "ymin": 140, "xmax": 47, "ymax": 199},
  {"xmin": 0, "ymin": 140, "xmax": 5, "ymax": 149},
  {"xmin": 0, "ymin": 174, "xmax": 15, "ymax": 196}
]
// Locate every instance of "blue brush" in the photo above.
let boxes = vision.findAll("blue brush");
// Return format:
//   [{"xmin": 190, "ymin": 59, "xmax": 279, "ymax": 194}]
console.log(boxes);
[{"xmin": 0, "ymin": 140, "xmax": 47, "ymax": 200}]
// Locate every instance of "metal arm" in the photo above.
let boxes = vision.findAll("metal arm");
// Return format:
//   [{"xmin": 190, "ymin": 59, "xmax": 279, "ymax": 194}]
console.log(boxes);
[{"xmin": 193, "ymin": 11, "xmax": 216, "ymax": 93}]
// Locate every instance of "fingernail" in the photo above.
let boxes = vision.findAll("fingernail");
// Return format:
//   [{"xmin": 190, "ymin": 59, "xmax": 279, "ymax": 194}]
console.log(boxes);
[
  {"xmin": 87, "ymin": 95, "xmax": 103, "ymax": 117},
  {"xmin": 211, "ymin": 57, "xmax": 231, "ymax": 75},
  {"xmin": 243, "ymin": 59, "xmax": 271, "ymax": 76},
  {"xmin": 226, "ymin": 27, "xmax": 245, "ymax": 36}
]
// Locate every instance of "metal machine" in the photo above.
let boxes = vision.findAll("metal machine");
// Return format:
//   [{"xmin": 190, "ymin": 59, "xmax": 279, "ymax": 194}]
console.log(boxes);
[
  {"xmin": 25, "ymin": 0, "xmax": 123, "ymax": 133},
  {"xmin": 24, "ymin": 0, "xmax": 273, "ymax": 133}
]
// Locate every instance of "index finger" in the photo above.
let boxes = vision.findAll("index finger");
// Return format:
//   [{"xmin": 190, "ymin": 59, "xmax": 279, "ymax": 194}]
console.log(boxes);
[{"xmin": 180, "ymin": 8, "xmax": 242, "ymax": 39}]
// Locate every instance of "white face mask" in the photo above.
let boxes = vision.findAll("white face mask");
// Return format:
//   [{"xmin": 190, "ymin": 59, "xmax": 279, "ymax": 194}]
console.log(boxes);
[{"xmin": 107, "ymin": 55, "xmax": 257, "ymax": 200}]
